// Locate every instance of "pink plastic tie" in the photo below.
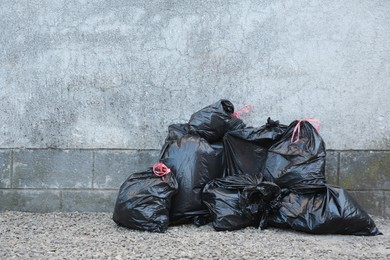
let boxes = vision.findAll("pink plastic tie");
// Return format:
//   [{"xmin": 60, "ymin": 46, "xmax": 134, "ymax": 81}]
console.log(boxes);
[
  {"xmin": 152, "ymin": 162, "xmax": 171, "ymax": 182},
  {"xmin": 232, "ymin": 104, "xmax": 253, "ymax": 119},
  {"xmin": 290, "ymin": 118, "xmax": 321, "ymax": 144}
]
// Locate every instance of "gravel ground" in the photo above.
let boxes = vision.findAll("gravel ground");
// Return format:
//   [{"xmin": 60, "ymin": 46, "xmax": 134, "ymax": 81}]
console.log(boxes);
[{"xmin": 0, "ymin": 212, "xmax": 389, "ymax": 259}]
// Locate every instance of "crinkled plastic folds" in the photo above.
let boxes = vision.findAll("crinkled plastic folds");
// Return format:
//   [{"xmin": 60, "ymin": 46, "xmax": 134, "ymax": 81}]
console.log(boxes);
[
  {"xmin": 202, "ymin": 174, "xmax": 281, "ymax": 231},
  {"xmin": 263, "ymin": 120, "xmax": 327, "ymax": 191},
  {"xmin": 112, "ymin": 170, "xmax": 178, "ymax": 233},
  {"xmin": 164, "ymin": 123, "xmax": 190, "ymax": 143},
  {"xmin": 113, "ymin": 99, "xmax": 382, "ymax": 236},
  {"xmin": 188, "ymin": 99, "xmax": 245, "ymax": 142},
  {"xmin": 160, "ymin": 135, "xmax": 224, "ymax": 225},
  {"xmin": 223, "ymin": 118, "xmax": 287, "ymax": 177},
  {"xmin": 263, "ymin": 120, "xmax": 381, "ymax": 235},
  {"xmin": 268, "ymin": 184, "xmax": 382, "ymax": 235}
]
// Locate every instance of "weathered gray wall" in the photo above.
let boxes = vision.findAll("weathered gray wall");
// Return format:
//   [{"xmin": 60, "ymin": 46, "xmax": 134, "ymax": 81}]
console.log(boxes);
[
  {"xmin": 1, "ymin": 0, "xmax": 390, "ymax": 215},
  {"xmin": 1, "ymin": 0, "xmax": 390, "ymax": 150}
]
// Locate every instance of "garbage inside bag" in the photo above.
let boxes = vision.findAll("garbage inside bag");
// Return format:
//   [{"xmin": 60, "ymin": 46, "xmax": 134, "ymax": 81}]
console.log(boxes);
[
  {"xmin": 268, "ymin": 184, "xmax": 381, "ymax": 235},
  {"xmin": 263, "ymin": 119, "xmax": 327, "ymax": 191},
  {"xmin": 188, "ymin": 99, "xmax": 246, "ymax": 142},
  {"xmin": 223, "ymin": 118, "xmax": 287, "ymax": 177},
  {"xmin": 160, "ymin": 135, "xmax": 224, "ymax": 225},
  {"xmin": 112, "ymin": 166, "xmax": 178, "ymax": 233},
  {"xmin": 202, "ymin": 174, "xmax": 281, "ymax": 231}
]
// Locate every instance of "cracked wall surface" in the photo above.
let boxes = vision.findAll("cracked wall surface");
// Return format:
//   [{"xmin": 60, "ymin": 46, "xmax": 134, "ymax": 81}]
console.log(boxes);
[
  {"xmin": 1, "ymin": 0, "xmax": 390, "ymax": 214},
  {"xmin": 1, "ymin": 0, "xmax": 390, "ymax": 150}
]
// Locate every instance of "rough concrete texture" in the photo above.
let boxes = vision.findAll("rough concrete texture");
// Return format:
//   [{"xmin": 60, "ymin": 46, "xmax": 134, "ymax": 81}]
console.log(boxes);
[
  {"xmin": 0, "ymin": 189, "xmax": 118, "ymax": 213},
  {"xmin": 12, "ymin": 149, "xmax": 94, "ymax": 188},
  {"xmin": 1, "ymin": 149, "xmax": 387, "ymax": 216},
  {"xmin": 339, "ymin": 151, "xmax": 390, "ymax": 190},
  {"xmin": 94, "ymin": 149, "xmax": 160, "ymax": 189},
  {"xmin": 0, "ymin": 149, "xmax": 159, "ymax": 213},
  {"xmin": 1, "ymin": 0, "xmax": 390, "ymax": 150},
  {"xmin": 61, "ymin": 190, "xmax": 118, "ymax": 212},
  {"xmin": 325, "ymin": 151, "xmax": 338, "ymax": 185},
  {"xmin": 0, "ymin": 150, "xmax": 11, "ymax": 188},
  {"xmin": 0, "ymin": 212, "xmax": 389, "ymax": 259},
  {"xmin": 349, "ymin": 190, "xmax": 386, "ymax": 216},
  {"xmin": 386, "ymin": 191, "xmax": 390, "ymax": 216},
  {"xmin": 0, "ymin": 190, "xmax": 61, "ymax": 212}
]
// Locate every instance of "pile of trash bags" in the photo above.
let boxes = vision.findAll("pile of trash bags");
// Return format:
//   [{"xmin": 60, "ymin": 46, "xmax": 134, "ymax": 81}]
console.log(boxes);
[{"xmin": 113, "ymin": 100, "xmax": 381, "ymax": 235}]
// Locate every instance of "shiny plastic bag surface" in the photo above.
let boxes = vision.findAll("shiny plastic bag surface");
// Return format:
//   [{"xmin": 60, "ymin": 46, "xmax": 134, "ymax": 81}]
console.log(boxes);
[
  {"xmin": 188, "ymin": 99, "xmax": 245, "ymax": 142},
  {"xmin": 164, "ymin": 123, "xmax": 190, "ymax": 143},
  {"xmin": 202, "ymin": 174, "xmax": 281, "ymax": 231},
  {"xmin": 112, "ymin": 170, "xmax": 178, "ymax": 233},
  {"xmin": 160, "ymin": 135, "xmax": 224, "ymax": 225},
  {"xmin": 268, "ymin": 184, "xmax": 382, "ymax": 235},
  {"xmin": 223, "ymin": 118, "xmax": 287, "ymax": 177},
  {"xmin": 263, "ymin": 120, "xmax": 326, "ymax": 191}
]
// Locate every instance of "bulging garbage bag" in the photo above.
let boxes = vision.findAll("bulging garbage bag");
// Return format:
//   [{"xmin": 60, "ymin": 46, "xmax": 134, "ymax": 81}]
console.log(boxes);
[
  {"xmin": 164, "ymin": 123, "xmax": 190, "ymax": 143},
  {"xmin": 202, "ymin": 174, "xmax": 281, "ymax": 231},
  {"xmin": 112, "ymin": 168, "xmax": 178, "ymax": 233},
  {"xmin": 223, "ymin": 118, "xmax": 287, "ymax": 177},
  {"xmin": 188, "ymin": 99, "xmax": 246, "ymax": 142},
  {"xmin": 160, "ymin": 135, "xmax": 224, "ymax": 225},
  {"xmin": 263, "ymin": 119, "xmax": 327, "ymax": 191},
  {"xmin": 268, "ymin": 184, "xmax": 382, "ymax": 235}
]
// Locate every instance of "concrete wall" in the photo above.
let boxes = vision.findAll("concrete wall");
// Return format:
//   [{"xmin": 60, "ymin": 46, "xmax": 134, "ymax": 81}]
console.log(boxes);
[{"xmin": 1, "ymin": 0, "xmax": 389, "ymax": 215}]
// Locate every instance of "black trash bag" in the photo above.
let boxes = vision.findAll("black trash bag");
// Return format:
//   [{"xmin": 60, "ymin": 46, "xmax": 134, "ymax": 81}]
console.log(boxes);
[
  {"xmin": 188, "ymin": 99, "xmax": 246, "ymax": 142},
  {"xmin": 112, "ymin": 169, "xmax": 178, "ymax": 233},
  {"xmin": 223, "ymin": 118, "xmax": 287, "ymax": 177},
  {"xmin": 268, "ymin": 184, "xmax": 382, "ymax": 235},
  {"xmin": 164, "ymin": 123, "xmax": 191, "ymax": 143},
  {"xmin": 202, "ymin": 174, "xmax": 281, "ymax": 231},
  {"xmin": 160, "ymin": 135, "xmax": 224, "ymax": 225},
  {"xmin": 263, "ymin": 119, "xmax": 327, "ymax": 191}
]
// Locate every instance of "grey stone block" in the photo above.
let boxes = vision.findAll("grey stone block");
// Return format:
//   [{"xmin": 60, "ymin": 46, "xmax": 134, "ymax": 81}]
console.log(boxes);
[
  {"xmin": 0, "ymin": 189, "xmax": 61, "ymax": 212},
  {"xmin": 13, "ymin": 150, "xmax": 93, "ymax": 188},
  {"xmin": 347, "ymin": 190, "xmax": 385, "ymax": 217},
  {"xmin": 385, "ymin": 191, "xmax": 390, "ymax": 217},
  {"xmin": 61, "ymin": 190, "xmax": 118, "ymax": 212},
  {"xmin": 339, "ymin": 151, "xmax": 390, "ymax": 190},
  {"xmin": 325, "ymin": 151, "xmax": 338, "ymax": 185},
  {"xmin": 93, "ymin": 150, "xmax": 160, "ymax": 189},
  {"xmin": 0, "ymin": 150, "xmax": 11, "ymax": 188}
]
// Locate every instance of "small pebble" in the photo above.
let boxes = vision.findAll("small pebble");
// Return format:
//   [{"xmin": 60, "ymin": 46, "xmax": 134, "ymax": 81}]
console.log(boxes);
[{"xmin": 0, "ymin": 212, "xmax": 388, "ymax": 259}]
